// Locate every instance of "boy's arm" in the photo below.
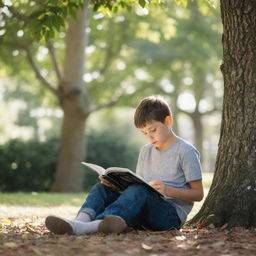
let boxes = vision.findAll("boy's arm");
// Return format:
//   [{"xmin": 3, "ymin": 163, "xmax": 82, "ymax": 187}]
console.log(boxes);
[{"xmin": 149, "ymin": 179, "xmax": 204, "ymax": 202}]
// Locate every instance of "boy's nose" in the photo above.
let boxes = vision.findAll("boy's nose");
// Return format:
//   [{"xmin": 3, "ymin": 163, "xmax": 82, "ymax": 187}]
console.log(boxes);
[
  {"xmin": 148, "ymin": 135, "xmax": 154, "ymax": 141},
  {"xmin": 146, "ymin": 135, "xmax": 151, "ymax": 140}
]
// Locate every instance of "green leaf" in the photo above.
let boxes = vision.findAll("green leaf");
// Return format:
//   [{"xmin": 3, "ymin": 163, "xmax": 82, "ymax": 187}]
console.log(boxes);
[
  {"xmin": 113, "ymin": 5, "xmax": 118, "ymax": 13},
  {"xmin": 56, "ymin": 15, "xmax": 65, "ymax": 30},
  {"xmin": 127, "ymin": 5, "xmax": 132, "ymax": 12},
  {"xmin": 68, "ymin": 7, "xmax": 77, "ymax": 19},
  {"xmin": 33, "ymin": 29, "xmax": 42, "ymax": 41},
  {"xmin": 44, "ymin": 28, "xmax": 55, "ymax": 42},
  {"xmin": 173, "ymin": 0, "xmax": 187, "ymax": 7},
  {"xmin": 62, "ymin": 6, "xmax": 68, "ymax": 17},
  {"xmin": 49, "ymin": 6, "xmax": 61, "ymax": 15},
  {"xmin": 139, "ymin": 0, "xmax": 146, "ymax": 8}
]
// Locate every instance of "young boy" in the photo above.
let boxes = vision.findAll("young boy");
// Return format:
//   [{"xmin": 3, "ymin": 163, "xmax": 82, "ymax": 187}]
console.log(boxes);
[{"xmin": 45, "ymin": 95, "xmax": 203, "ymax": 235}]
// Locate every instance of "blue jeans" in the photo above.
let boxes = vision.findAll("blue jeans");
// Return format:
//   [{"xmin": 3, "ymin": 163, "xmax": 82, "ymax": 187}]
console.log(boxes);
[{"xmin": 79, "ymin": 183, "xmax": 181, "ymax": 231}]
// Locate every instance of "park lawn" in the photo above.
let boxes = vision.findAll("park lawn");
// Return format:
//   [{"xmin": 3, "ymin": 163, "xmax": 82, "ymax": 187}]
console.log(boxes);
[
  {"xmin": 0, "ymin": 172, "xmax": 213, "ymax": 206},
  {"xmin": 0, "ymin": 172, "xmax": 213, "ymax": 220},
  {"xmin": 1, "ymin": 173, "xmax": 256, "ymax": 256},
  {"xmin": 0, "ymin": 192, "xmax": 86, "ymax": 207},
  {"xmin": 0, "ymin": 172, "xmax": 213, "ymax": 207}
]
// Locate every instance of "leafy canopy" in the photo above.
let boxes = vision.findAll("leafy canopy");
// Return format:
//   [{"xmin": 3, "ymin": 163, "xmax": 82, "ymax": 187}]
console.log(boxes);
[
  {"xmin": 0, "ymin": 0, "xmax": 216, "ymax": 41},
  {"xmin": 1, "ymin": 0, "xmax": 161, "ymax": 41}
]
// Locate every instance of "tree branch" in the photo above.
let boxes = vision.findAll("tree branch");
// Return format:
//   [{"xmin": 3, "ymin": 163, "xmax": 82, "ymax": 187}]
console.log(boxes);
[
  {"xmin": 87, "ymin": 95, "xmax": 121, "ymax": 115},
  {"xmin": 98, "ymin": 19, "xmax": 127, "ymax": 75},
  {"xmin": 202, "ymin": 107, "xmax": 219, "ymax": 115},
  {"xmin": 24, "ymin": 47, "xmax": 60, "ymax": 98},
  {"xmin": 98, "ymin": 45, "xmax": 114, "ymax": 75},
  {"xmin": 177, "ymin": 106, "xmax": 219, "ymax": 117},
  {"xmin": 176, "ymin": 107, "xmax": 194, "ymax": 117},
  {"xmin": 47, "ymin": 40, "xmax": 62, "ymax": 83}
]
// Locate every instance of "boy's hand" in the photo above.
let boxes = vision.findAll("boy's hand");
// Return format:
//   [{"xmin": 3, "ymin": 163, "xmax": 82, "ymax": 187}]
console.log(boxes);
[
  {"xmin": 149, "ymin": 180, "xmax": 166, "ymax": 195},
  {"xmin": 98, "ymin": 176, "xmax": 119, "ymax": 192}
]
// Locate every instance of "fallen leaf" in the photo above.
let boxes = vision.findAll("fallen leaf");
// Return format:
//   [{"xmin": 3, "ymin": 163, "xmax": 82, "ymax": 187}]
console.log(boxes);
[
  {"xmin": 31, "ymin": 248, "xmax": 44, "ymax": 256},
  {"xmin": 4, "ymin": 242, "xmax": 19, "ymax": 248},
  {"xmin": 177, "ymin": 243, "xmax": 191, "ymax": 250},
  {"xmin": 196, "ymin": 223, "xmax": 204, "ymax": 229},
  {"xmin": 220, "ymin": 223, "xmax": 228, "ymax": 230},
  {"xmin": 1, "ymin": 219, "xmax": 12, "ymax": 225},
  {"xmin": 211, "ymin": 241, "xmax": 225, "ymax": 247},
  {"xmin": 209, "ymin": 223, "xmax": 215, "ymax": 229},
  {"xmin": 175, "ymin": 235, "xmax": 186, "ymax": 241},
  {"xmin": 141, "ymin": 243, "xmax": 153, "ymax": 250}
]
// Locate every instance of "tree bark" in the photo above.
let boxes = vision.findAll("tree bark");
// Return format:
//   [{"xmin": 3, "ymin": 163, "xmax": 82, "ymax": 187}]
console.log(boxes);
[
  {"xmin": 190, "ymin": 0, "xmax": 256, "ymax": 227},
  {"xmin": 51, "ymin": 2, "xmax": 91, "ymax": 192},
  {"xmin": 191, "ymin": 109, "xmax": 203, "ymax": 161}
]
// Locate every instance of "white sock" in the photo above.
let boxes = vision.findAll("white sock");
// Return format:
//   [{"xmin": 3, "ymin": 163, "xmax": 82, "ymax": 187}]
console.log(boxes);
[
  {"xmin": 75, "ymin": 212, "xmax": 91, "ymax": 222},
  {"xmin": 70, "ymin": 219, "xmax": 102, "ymax": 235}
]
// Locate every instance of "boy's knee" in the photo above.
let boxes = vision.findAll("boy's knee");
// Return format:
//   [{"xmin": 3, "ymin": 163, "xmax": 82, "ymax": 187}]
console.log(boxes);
[
  {"xmin": 126, "ymin": 184, "xmax": 149, "ymax": 194},
  {"xmin": 93, "ymin": 183, "xmax": 104, "ymax": 189},
  {"xmin": 93, "ymin": 183, "xmax": 119, "ymax": 195},
  {"xmin": 91, "ymin": 183, "xmax": 106, "ymax": 192}
]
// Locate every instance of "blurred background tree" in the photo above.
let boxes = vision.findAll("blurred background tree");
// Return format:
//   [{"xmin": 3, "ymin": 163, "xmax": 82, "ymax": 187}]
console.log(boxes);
[{"xmin": 0, "ymin": 0, "xmax": 222, "ymax": 192}]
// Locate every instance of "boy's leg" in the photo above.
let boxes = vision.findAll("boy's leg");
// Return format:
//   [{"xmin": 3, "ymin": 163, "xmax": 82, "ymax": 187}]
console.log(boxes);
[
  {"xmin": 140, "ymin": 196, "xmax": 181, "ymax": 231},
  {"xmin": 45, "ymin": 216, "xmax": 103, "ymax": 235},
  {"xmin": 96, "ymin": 184, "xmax": 152, "ymax": 226},
  {"xmin": 76, "ymin": 212, "xmax": 91, "ymax": 222},
  {"xmin": 96, "ymin": 184, "xmax": 180, "ymax": 231},
  {"xmin": 45, "ymin": 183, "xmax": 120, "ymax": 235},
  {"xmin": 77, "ymin": 183, "xmax": 120, "ymax": 220}
]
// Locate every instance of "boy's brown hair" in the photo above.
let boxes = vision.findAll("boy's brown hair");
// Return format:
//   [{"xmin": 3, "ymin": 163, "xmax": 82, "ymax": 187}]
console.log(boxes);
[{"xmin": 134, "ymin": 96, "xmax": 172, "ymax": 128}]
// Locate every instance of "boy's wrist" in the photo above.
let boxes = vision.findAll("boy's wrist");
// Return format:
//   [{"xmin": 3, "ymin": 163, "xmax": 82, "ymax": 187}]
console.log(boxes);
[
  {"xmin": 163, "ymin": 185, "xmax": 168, "ymax": 197},
  {"xmin": 164, "ymin": 186, "xmax": 174, "ymax": 198}
]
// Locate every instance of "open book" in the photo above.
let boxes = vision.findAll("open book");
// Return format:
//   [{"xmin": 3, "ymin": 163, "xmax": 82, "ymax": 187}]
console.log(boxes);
[{"xmin": 81, "ymin": 162, "xmax": 164, "ymax": 197}]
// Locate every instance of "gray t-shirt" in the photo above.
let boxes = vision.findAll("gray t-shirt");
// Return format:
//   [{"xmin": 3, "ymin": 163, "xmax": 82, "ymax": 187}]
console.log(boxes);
[{"xmin": 136, "ymin": 137, "xmax": 202, "ymax": 226}]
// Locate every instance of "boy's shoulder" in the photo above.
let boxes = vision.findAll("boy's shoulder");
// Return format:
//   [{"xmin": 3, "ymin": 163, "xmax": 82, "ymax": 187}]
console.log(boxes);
[
  {"xmin": 141, "ymin": 137, "xmax": 197, "ymax": 151},
  {"xmin": 174, "ymin": 137, "xmax": 200, "ymax": 154},
  {"xmin": 140, "ymin": 137, "xmax": 199, "ymax": 155},
  {"xmin": 176, "ymin": 137, "xmax": 197, "ymax": 150}
]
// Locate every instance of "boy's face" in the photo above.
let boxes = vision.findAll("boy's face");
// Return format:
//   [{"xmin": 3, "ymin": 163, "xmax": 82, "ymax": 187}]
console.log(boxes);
[{"xmin": 139, "ymin": 117, "xmax": 173, "ymax": 151}]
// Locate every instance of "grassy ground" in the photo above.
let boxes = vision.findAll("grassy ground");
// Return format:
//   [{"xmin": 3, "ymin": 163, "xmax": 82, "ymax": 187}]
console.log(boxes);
[
  {"xmin": 1, "ymin": 173, "xmax": 256, "ymax": 256},
  {"xmin": 0, "ymin": 172, "xmax": 213, "ymax": 205},
  {"xmin": 0, "ymin": 192, "xmax": 85, "ymax": 207},
  {"xmin": 0, "ymin": 172, "xmax": 213, "ymax": 220}
]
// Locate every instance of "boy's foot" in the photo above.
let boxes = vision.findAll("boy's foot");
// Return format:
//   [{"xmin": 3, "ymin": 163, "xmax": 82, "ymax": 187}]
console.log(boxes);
[
  {"xmin": 98, "ymin": 216, "xmax": 127, "ymax": 234},
  {"xmin": 45, "ymin": 215, "xmax": 73, "ymax": 235}
]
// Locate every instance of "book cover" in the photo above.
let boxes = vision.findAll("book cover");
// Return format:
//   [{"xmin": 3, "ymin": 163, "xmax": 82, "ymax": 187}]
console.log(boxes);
[{"xmin": 81, "ymin": 162, "xmax": 164, "ymax": 197}]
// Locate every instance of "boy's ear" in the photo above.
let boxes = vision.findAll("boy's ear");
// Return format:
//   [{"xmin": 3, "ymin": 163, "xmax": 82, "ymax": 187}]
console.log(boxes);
[{"xmin": 165, "ymin": 116, "xmax": 173, "ymax": 126}]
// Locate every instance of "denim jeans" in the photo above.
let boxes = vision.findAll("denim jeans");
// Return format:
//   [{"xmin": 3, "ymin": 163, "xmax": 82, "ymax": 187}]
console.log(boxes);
[{"xmin": 79, "ymin": 183, "xmax": 181, "ymax": 231}]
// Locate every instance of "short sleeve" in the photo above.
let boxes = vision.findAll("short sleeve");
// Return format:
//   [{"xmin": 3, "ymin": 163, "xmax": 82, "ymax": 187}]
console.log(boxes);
[
  {"xmin": 182, "ymin": 147, "xmax": 202, "ymax": 182},
  {"xmin": 136, "ymin": 148, "xmax": 144, "ymax": 178}
]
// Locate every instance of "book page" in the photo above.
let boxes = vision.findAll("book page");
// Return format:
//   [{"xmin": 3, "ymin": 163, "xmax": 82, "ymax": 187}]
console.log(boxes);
[
  {"xmin": 81, "ymin": 162, "xmax": 106, "ymax": 176},
  {"xmin": 82, "ymin": 162, "xmax": 164, "ymax": 197},
  {"xmin": 106, "ymin": 167, "xmax": 132, "ymax": 173}
]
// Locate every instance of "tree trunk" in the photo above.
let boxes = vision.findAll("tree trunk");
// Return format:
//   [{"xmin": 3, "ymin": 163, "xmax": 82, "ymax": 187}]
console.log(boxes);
[
  {"xmin": 191, "ymin": 110, "xmax": 204, "ymax": 163},
  {"xmin": 51, "ymin": 2, "xmax": 91, "ymax": 192},
  {"xmin": 190, "ymin": 0, "xmax": 256, "ymax": 227}
]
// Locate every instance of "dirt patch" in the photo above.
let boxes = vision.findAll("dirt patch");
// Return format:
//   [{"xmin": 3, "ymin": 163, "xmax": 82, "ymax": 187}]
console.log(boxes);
[{"xmin": 1, "ymin": 206, "xmax": 256, "ymax": 256}]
